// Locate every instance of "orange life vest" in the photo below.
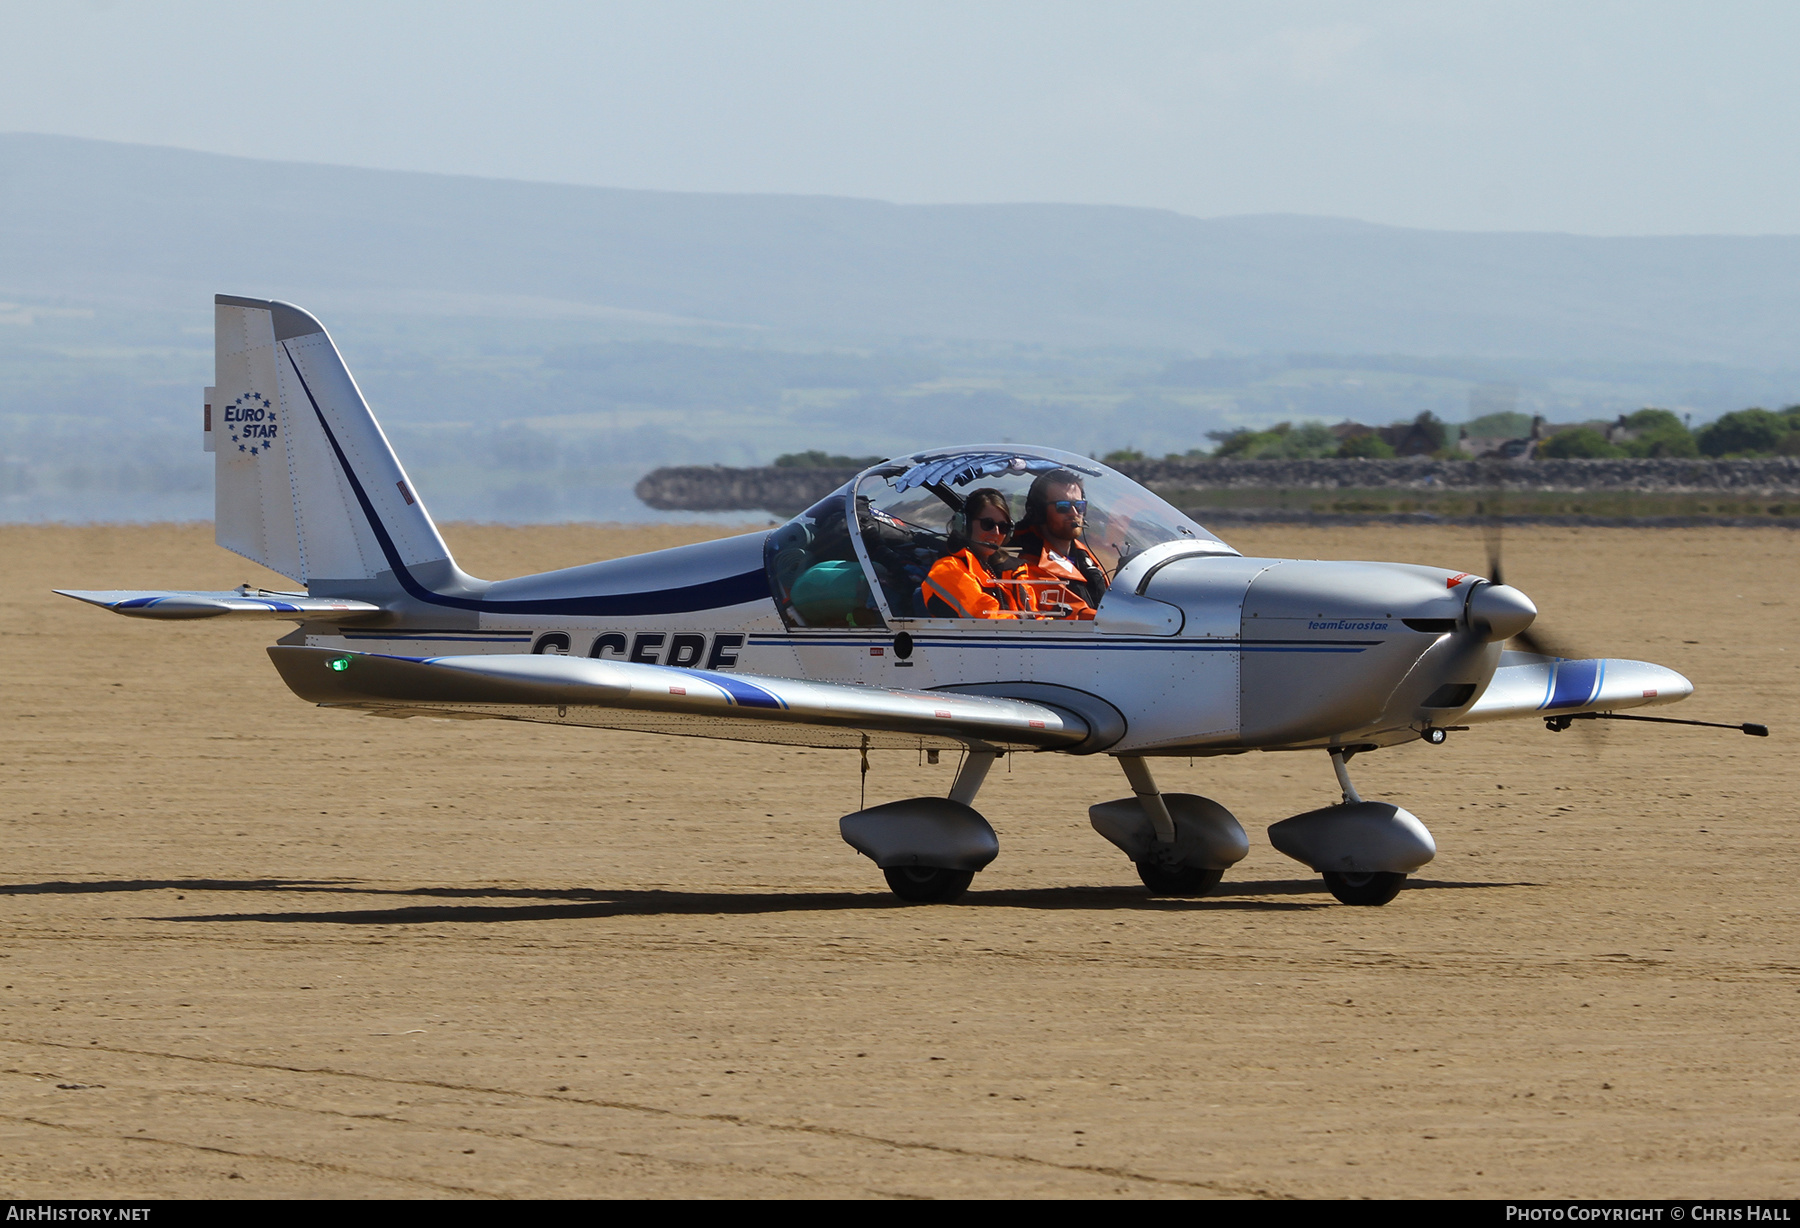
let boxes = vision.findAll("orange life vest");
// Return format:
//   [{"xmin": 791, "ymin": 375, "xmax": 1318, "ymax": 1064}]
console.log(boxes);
[
  {"xmin": 923, "ymin": 548, "xmax": 1027, "ymax": 619},
  {"xmin": 1011, "ymin": 549, "xmax": 1098, "ymax": 620}
]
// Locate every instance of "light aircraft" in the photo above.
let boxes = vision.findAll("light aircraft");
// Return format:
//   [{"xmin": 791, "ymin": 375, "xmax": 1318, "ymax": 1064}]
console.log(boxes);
[{"xmin": 57, "ymin": 296, "xmax": 1760, "ymax": 906}]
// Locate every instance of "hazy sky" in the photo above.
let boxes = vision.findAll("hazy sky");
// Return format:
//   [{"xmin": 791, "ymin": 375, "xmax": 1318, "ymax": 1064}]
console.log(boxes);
[{"xmin": 6, "ymin": 0, "xmax": 1800, "ymax": 235}]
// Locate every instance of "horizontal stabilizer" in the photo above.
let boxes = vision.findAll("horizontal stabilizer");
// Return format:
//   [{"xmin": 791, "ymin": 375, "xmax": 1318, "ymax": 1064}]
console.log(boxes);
[
  {"xmin": 56, "ymin": 589, "xmax": 384, "ymax": 622},
  {"xmin": 1464, "ymin": 653, "xmax": 1692, "ymax": 723},
  {"xmin": 267, "ymin": 647, "xmax": 1089, "ymax": 751}
]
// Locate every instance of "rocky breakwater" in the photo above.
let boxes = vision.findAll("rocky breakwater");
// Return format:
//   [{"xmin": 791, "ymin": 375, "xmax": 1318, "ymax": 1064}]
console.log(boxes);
[{"xmin": 636, "ymin": 465, "xmax": 864, "ymax": 518}]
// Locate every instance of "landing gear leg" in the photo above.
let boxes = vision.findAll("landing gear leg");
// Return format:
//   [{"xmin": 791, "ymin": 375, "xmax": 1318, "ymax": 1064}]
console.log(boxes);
[
  {"xmin": 1329, "ymin": 748, "xmax": 1362, "ymax": 803},
  {"xmin": 1118, "ymin": 756, "xmax": 1224, "ymax": 897},
  {"xmin": 949, "ymin": 749, "xmax": 997, "ymax": 806}
]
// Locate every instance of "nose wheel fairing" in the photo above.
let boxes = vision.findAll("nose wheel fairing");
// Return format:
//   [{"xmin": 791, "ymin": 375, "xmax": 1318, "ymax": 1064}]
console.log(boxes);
[
  {"xmin": 1264, "ymin": 749, "xmax": 1436, "ymax": 905},
  {"xmin": 1088, "ymin": 795, "xmax": 1249, "ymax": 874},
  {"xmin": 1087, "ymin": 755, "xmax": 1248, "ymax": 897},
  {"xmin": 1267, "ymin": 801, "xmax": 1437, "ymax": 875}
]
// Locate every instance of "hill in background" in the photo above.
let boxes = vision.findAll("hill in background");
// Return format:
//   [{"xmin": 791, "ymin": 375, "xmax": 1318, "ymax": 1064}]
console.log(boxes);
[{"xmin": 5, "ymin": 133, "xmax": 1800, "ymax": 521}]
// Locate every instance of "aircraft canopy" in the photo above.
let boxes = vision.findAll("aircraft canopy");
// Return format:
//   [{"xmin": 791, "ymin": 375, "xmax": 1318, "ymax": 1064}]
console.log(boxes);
[{"xmin": 764, "ymin": 444, "xmax": 1233, "ymax": 629}]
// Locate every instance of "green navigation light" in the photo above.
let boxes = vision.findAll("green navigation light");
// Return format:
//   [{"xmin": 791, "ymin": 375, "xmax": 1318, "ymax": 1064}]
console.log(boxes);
[{"xmin": 327, "ymin": 656, "xmax": 353, "ymax": 672}]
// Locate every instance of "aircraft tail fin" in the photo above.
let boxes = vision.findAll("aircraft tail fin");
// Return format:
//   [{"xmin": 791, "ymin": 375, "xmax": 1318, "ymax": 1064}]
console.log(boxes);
[{"xmin": 207, "ymin": 296, "xmax": 455, "ymax": 590}]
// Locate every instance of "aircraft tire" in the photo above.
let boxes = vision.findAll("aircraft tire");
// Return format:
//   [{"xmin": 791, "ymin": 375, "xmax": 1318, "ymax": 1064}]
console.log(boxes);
[
  {"xmin": 1135, "ymin": 863, "xmax": 1225, "ymax": 897},
  {"xmin": 882, "ymin": 866, "xmax": 975, "ymax": 903},
  {"xmin": 1322, "ymin": 870, "xmax": 1406, "ymax": 906}
]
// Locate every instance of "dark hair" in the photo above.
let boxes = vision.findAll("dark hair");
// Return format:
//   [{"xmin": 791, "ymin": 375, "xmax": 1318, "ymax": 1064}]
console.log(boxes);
[
  {"xmin": 950, "ymin": 487, "xmax": 1010, "ymax": 544},
  {"xmin": 1021, "ymin": 469, "xmax": 1085, "ymax": 528},
  {"xmin": 964, "ymin": 487, "xmax": 1010, "ymax": 521}
]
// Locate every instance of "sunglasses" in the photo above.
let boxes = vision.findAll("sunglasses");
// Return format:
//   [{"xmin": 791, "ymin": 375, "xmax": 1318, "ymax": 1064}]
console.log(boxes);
[
  {"xmin": 974, "ymin": 516, "xmax": 1013, "ymax": 532},
  {"xmin": 1051, "ymin": 499, "xmax": 1088, "ymax": 515}
]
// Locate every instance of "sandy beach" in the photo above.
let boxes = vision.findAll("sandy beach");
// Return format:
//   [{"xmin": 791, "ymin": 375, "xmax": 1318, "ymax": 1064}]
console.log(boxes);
[{"xmin": 2, "ymin": 520, "xmax": 1794, "ymax": 1199}]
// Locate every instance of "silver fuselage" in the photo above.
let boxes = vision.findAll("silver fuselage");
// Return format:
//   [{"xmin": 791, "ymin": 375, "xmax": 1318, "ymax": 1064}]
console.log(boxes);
[{"xmin": 293, "ymin": 532, "xmax": 1496, "ymax": 756}]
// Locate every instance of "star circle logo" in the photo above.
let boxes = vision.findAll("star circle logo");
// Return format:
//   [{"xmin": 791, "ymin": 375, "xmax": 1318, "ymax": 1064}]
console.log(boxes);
[{"xmin": 223, "ymin": 391, "xmax": 279, "ymax": 457}]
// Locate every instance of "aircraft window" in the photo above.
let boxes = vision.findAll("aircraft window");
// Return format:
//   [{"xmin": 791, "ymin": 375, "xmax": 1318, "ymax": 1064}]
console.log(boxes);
[
  {"xmin": 856, "ymin": 489, "xmax": 959, "ymax": 620},
  {"xmin": 764, "ymin": 485, "xmax": 888, "ymax": 630}
]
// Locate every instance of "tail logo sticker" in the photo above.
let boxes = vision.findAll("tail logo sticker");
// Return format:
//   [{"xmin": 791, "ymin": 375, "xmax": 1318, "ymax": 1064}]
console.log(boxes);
[{"xmin": 223, "ymin": 392, "xmax": 278, "ymax": 456}]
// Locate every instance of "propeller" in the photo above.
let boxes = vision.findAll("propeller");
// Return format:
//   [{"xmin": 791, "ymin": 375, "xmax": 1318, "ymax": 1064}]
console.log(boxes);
[
  {"xmin": 1478, "ymin": 462, "xmax": 1768, "ymax": 740},
  {"xmin": 1477, "ymin": 460, "xmax": 1579, "ymax": 660},
  {"xmin": 1473, "ymin": 459, "xmax": 1613, "ymax": 751}
]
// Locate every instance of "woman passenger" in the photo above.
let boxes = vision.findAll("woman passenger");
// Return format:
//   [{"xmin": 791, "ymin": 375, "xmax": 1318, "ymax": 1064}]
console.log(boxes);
[{"xmin": 922, "ymin": 488, "xmax": 1027, "ymax": 618}]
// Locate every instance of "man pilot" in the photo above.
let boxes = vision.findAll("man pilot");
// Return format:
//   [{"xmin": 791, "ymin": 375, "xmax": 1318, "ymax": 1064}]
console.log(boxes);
[{"xmin": 1009, "ymin": 469, "xmax": 1108, "ymax": 618}]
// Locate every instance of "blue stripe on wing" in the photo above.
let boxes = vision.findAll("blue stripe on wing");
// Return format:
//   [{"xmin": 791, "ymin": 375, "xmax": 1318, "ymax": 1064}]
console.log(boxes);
[
  {"xmin": 1543, "ymin": 658, "xmax": 1603, "ymax": 709},
  {"xmin": 685, "ymin": 669, "xmax": 786, "ymax": 709},
  {"xmin": 115, "ymin": 595, "xmax": 303, "ymax": 612}
]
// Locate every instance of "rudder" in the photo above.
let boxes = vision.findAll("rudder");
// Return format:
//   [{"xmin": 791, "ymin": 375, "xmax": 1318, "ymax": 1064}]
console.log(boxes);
[{"xmin": 207, "ymin": 295, "xmax": 454, "ymax": 588}]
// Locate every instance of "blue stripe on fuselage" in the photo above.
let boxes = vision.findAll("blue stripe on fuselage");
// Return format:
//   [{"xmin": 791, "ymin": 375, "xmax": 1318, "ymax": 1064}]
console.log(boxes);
[
  {"xmin": 749, "ymin": 635, "xmax": 1378, "ymax": 653},
  {"xmin": 343, "ymin": 631, "xmax": 531, "ymax": 641}
]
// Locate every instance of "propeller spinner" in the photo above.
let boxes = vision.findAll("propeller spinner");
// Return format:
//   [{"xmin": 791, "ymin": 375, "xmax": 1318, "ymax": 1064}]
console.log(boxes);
[{"xmin": 1466, "ymin": 581, "xmax": 1537, "ymax": 642}]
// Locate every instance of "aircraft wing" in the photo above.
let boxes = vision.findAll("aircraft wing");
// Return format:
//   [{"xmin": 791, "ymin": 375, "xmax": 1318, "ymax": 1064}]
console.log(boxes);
[
  {"xmin": 56, "ymin": 590, "xmax": 384, "ymax": 622},
  {"xmin": 1463, "ymin": 652, "xmax": 1693, "ymax": 724},
  {"xmin": 266, "ymin": 646, "xmax": 1093, "ymax": 752}
]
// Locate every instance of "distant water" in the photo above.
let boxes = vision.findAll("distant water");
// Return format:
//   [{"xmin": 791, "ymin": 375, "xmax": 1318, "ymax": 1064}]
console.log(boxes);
[{"xmin": 0, "ymin": 484, "xmax": 765, "ymax": 525}]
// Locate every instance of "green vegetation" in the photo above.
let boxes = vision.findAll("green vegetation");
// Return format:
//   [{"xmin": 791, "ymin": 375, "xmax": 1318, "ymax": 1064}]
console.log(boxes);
[
  {"xmin": 1115, "ymin": 404, "xmax": 1798, "ymax": 462},
  {"xmin": 1149, "ymin": 486, "xmax": 1800, "ymax": 520},
  {"xmin": 1336, "ymin": 432, "xmax": 1396, "ymax": 458},
  {"xmin": 1409, "ymin": 411, "xmax": 1451, "ymax": 453},
  {"xmin": 1209, "ymin": 421, "xmax": 1341, "ymax": 459},
  {"xmin": 1696, "ymin": 406, "xmax": 1800, "ymax": 457},
  {"xmin": 1513, "ymin": 404, "xmax": 1800, "ymax": 460},
  {"xmin": 1538, "ymin": 426, "xmax": 1623, "ymax": 458},
  {"xmin": 1518, "ymin": 405, "xmax": 1799, "ymax": 460},
  {"xmin": 1462, "ymin": 410, "xmax": 1534, "ymax": 439},
  {"xmin": 1205, "ymin": 412, "xmax": 1450, "ymax": 460},
  {"xmin": 1614, "ymin": 408, "xmax": 1697, "ymax": 457}
]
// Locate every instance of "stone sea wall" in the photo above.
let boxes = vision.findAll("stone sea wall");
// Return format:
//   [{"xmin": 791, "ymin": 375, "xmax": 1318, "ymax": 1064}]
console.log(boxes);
[
  {"xmin": 636, "ymin": 466, "xmax": 866, "ymax": 515},
  {"xmin": 636, "ymin": 457, "xmax": 1800, "ymax": 517},
  {"xmin": 1120, "ymin": 457, "xmax": 1800, "ymax": 493}
]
